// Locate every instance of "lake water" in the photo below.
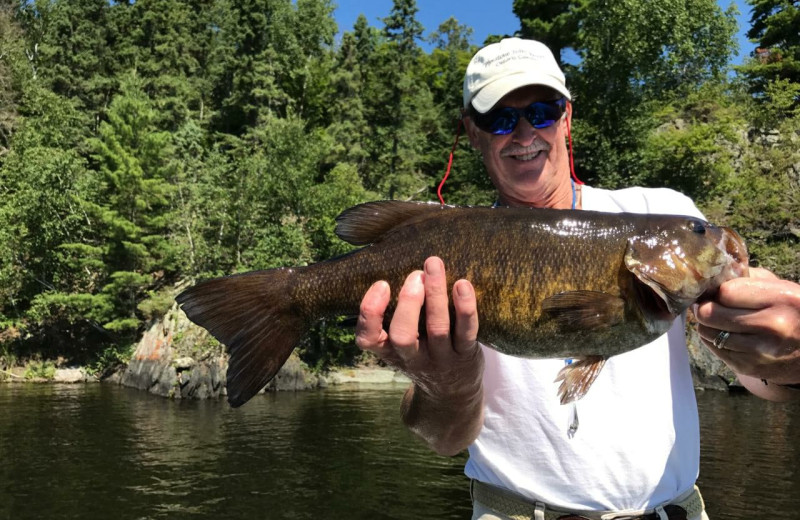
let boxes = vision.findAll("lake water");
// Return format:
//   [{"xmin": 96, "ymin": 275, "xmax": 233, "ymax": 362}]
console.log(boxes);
[{"xmin": 0, "ymin": 383, "xmax": 798, "ymax": 519}]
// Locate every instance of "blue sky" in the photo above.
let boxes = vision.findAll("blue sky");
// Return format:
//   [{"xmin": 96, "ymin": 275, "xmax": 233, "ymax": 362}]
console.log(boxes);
[{"xmin": 331, "ymin": 0, "xmax": 756, "ymax": 65}]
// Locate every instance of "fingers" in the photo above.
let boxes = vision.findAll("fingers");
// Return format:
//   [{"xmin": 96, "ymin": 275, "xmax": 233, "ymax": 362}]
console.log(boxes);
[
  {"xmin": 357, "ymin": 258, "xmax": 480, "ymax": 370},
  {"xmin": 696, "ymin": 324, "xmax": 758, "ymax": 354},
  {"xmin": 711, "ymin": 276, "xmax": 792, "ymax": 310},
  {"xmin": 388, "ymin": 270, "xmax": 426, "ymax": 359},
  {"xmin": 703, "ymin": 342, "xmax": 761, "ymax": 376},
  {"xmin": 424, "ymin": 257, "xmax": 480, "ymax": 357},
  {"xmin": 702, "ymin": 337, "xmax": 796, "ymax": 382},
  {"xmin": 423, "ymin": 257, "xmax": 452, "ymax": 358},
  {"xmin": 695, "ymin": 278, "xmax": 800, "ymax": 339},
  {"xmin": 452, "ymin": 280, "xmax": 479, "ymax": 355},
  {"xmin": 693, "ymin": 302, "xmax": 769, "ymax": 334},
  {"xmin": 355, "ymin": 281, "xmax": 390, "ymax": 354},
  {"xmin": 749, "ymin": 266, "xmax": 779, "ymax": 281}
]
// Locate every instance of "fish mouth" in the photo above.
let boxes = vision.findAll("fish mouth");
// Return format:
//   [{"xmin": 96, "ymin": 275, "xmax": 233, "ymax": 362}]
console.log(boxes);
[
  {"xmin": 632, "ymin": 278, "xmax": 675, "ymax": 324},
  {"xmin": 719, "ymin": 227, "xmax": 749, "ymax": 278}
]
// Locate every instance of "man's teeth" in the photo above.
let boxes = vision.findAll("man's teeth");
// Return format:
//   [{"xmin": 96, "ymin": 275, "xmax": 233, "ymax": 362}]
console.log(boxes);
[{"xmin": 514, "ymin": 150, "xmax": 542, "ymax": 160}]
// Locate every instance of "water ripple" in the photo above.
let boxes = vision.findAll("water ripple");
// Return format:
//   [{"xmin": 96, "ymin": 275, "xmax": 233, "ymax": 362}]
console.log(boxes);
[{"xmin": 0, "ymin": 384, "xmax": 797, "ymax": 519}]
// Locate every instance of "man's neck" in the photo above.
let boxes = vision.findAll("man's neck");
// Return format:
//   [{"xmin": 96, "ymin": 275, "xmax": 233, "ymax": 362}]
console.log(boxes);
[{"xmin": 498, "ymin": 180, "xmax": 580, "ymax": 210}]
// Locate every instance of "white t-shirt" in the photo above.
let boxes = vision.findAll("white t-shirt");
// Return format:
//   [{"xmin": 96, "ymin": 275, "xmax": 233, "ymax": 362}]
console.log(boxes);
[{"xmin": 464, "ymin": 185, "xmax": 706, "ymax": 511}]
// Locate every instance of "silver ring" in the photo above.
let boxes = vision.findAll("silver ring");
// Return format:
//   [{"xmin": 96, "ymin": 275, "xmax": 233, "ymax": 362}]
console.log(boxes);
[{"xmin": 713, "ymin": 330, "xmax": 731, "ymax": 349}]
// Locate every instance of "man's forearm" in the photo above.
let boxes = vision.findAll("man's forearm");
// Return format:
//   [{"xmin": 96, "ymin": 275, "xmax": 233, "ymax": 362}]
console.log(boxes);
[{"xmin": 401, "ymin": 383, "xmax": 484, "ymax": 457}]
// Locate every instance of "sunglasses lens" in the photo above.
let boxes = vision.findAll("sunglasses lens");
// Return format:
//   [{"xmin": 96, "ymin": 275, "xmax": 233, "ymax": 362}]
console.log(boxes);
[
  {"xmin": 476, "ymin": 108, "xmax": 517, "ymax": 135},
  {"xmin": 474, "ymin": 99, "xmax": 565, "ymax": 135},
  {"xmin": 528, "ymin": 100, "xmax": 565, "ymax": 129}
]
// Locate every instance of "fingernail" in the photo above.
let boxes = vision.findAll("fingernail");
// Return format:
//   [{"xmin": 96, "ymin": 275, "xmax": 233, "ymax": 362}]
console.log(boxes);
[
  {"xmin": 424, "ymin": 257, "xmax": 443, "ymax": 276},
  {"xmin": 372, "ymin": 280, "xmax": 389, "ymax": 296},
  {"xmin": 455, "ymin": 281, "xmax": 472, "ymax": 299}
]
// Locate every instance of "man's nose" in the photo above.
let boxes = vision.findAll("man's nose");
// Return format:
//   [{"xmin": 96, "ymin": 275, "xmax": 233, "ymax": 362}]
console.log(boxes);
[{"xmin": 511, "ymin": 116, "xmax": 537, "ymax": 144}]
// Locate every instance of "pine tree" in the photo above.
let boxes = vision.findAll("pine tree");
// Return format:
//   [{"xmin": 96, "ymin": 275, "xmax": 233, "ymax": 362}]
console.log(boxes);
[
  {"xmin": 738, "ymin": 0, "xmax": 800, "ymax": 109},
  {"xmin": 326, "ymin": 31, "xmax": 369, "ymax": 168},
  {"xmin": 86, "ymin": 76, "xmax": 178, "ymax": 331},
  {"xmin": 124, "ymin": 0, "xmax": 215, "ymax": 129},
  {"xmin": 362, "ymin": 0, "xmax": 433, "ymax": 199},
  {"xmin": 513, "ymin": 0, "xmax": 584, "ymax": 66},
  {"xmin": 17, "ymin": 0, "xmax": 119, "ymax": 128},
  {"xmin": 210, "ymin": 0, "xmax": 335, "ymax": 135}
]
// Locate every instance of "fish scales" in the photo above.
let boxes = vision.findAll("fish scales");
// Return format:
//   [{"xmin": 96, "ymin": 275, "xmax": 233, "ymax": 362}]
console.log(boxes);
[
  {"xmin": 293, "ymin": 207, "xmax": 638, "ymax": 357},
  {"xmin": 176, "ymin": 200, "xmax": 749, "ymax": 407}
]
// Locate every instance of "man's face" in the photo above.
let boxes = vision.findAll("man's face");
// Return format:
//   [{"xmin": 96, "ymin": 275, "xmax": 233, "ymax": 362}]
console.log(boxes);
[{"xmin": 465, "ymin": 85, "xmax": 572, "ymax": 207}]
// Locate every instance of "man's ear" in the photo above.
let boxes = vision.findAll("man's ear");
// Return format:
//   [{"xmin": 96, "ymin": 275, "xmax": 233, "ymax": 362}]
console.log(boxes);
[
  {"xmin": 463, "ymin": 114, "xmax": 481, "ymax": 148},
  {"xmin": 565, "ymin": 100, "xmax": 573, "ymax": 124}
]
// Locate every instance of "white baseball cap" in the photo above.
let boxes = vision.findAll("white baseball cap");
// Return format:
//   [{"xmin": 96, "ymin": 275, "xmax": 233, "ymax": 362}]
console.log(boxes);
[{"xmin": 463, "ymin": 38, "xmax": 571, "ymax": 113}]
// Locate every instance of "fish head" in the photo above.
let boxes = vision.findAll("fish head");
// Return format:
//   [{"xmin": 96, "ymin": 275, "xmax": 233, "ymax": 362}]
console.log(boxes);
[{"xmin": 624, "ymin": 217, "xmax": 749, "ymax": 319}]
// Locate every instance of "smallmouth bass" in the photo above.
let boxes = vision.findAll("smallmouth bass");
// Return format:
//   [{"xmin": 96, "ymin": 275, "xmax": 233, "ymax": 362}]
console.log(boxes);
[{"xmin": 176, "ymin": 201, "xmax": 748, "ymax": 407}]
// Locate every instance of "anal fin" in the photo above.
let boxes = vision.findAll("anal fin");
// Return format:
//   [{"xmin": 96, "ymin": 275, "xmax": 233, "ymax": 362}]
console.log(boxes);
[{"xmin": 555, "ymin": 356, "xmax": 607, "ymax": 404}]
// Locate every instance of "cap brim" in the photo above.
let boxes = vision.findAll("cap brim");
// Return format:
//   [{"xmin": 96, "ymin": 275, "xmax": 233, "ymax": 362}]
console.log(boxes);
[{"xmin": 470, "ymin": 72, "xmax": 571, "ymax": 113}]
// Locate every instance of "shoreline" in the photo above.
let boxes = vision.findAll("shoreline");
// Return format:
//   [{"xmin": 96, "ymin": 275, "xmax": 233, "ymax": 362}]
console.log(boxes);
[
  {"xmin": 1, "ymin": 305, "xmax": 738, "ymax": 397},
  {"xmin": 0, "ymin": 362, "xmax": 410, "ymax": 390}
]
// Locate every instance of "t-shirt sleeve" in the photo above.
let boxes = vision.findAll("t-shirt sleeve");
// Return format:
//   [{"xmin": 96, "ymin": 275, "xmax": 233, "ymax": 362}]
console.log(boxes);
[{"xmin": 605, "ymin": 187, "xmax": 706, "ymax": 220}]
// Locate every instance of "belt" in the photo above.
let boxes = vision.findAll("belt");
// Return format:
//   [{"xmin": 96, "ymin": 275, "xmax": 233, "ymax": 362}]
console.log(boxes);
[{"xmin": 471, "ymin": 480, "xmax": 705, "ymax": 520}]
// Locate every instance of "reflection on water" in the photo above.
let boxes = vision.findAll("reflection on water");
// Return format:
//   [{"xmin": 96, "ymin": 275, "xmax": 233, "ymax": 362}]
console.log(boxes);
[
  {"xmin": 696, "ymin": 391, "xmax": 800, "ymax": 520},
  {"xmin": 0, "ymin": 384, "xmax": 798, "ymax": 519}
]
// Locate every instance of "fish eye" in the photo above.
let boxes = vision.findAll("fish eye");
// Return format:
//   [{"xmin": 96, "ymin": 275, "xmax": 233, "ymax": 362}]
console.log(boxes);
[{"xmin": 687, "ymin": 220, "xmax": 706, "ymax": 234}]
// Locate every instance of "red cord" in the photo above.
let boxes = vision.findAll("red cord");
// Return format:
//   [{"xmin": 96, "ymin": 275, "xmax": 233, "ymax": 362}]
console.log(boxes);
[
  {"xmin": 565, "ymin": 115, "xmax": 583, "ymax": 185},
  {"xmin": 437, "ymin": 118, "xmax": 463, "ymax": 205}
]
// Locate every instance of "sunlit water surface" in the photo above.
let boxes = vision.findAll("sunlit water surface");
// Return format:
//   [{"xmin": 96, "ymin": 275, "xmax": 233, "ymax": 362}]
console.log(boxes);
[{"xmin": 0, "ymin": 384, "xmax": 797, "ymax": 519}]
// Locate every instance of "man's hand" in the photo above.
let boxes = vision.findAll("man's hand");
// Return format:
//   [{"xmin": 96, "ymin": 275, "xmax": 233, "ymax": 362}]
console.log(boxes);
[
  {"xmin": 694, "ymin": 267, "xmax": 800, "ymax": 401},
  {"xmin": 355, "ymin": 256, "xmax": 484, "ymax": 454}
]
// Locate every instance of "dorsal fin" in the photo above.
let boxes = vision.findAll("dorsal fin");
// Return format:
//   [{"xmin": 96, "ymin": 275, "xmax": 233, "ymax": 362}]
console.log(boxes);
[{"xmin": 334, "ymin": 200, "xmax": 453, "ymax": 245}]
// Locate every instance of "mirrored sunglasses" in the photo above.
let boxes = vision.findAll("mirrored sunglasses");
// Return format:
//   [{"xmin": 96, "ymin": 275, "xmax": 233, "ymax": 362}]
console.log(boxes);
[{"xmin": 471, "ymin": 98, "xmax": 567, "ymax": 135}]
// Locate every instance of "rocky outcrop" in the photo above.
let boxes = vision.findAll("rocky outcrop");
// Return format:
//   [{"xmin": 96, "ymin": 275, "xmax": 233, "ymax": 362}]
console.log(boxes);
[
  {"xmin": 114, "ymin": 304, "xmax": 225, "ymax": 399},
  {"xmin": 112, "ymin": 303, "xmax": 329, "ymax": 399}
]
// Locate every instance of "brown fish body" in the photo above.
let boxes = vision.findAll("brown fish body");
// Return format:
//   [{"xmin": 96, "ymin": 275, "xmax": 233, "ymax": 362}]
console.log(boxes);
[
  {"xmin": 177, "ymin": 201, "xmax": 749, "ymax": 407},
  {"xmin": 301, "ymin": 207, "xmax": 645, "ymax": 357}
]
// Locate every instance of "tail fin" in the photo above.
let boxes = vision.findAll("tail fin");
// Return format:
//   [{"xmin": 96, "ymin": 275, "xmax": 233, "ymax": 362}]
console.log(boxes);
[{"xmin": 176, "ymin": 268, "xmax": 309, "ymax": 407}]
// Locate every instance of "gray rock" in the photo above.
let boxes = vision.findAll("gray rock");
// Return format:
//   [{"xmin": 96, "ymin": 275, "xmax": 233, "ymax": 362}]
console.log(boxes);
[
  {"xmin": 266, "ymin": 355, "xmax": 318, "ymax": 391},
  {"xmin": 172, "ymin": 357, "xmax": 195, "ymax": 370},
  {"xmin": 53, "ymin": 368, "xmax": 86, "ymax": 383}
]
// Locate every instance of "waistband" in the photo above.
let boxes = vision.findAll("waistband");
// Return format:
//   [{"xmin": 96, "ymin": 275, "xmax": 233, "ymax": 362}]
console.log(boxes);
[{"xmin": 470, "ymin": 480, "xmax": 705, "ymax": 520}]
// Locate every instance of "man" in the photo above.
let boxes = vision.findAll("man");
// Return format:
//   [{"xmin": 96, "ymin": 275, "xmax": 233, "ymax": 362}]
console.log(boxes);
[{"xmin": 355, "ymin": 38, "xmax": 800, "ymax": 519}]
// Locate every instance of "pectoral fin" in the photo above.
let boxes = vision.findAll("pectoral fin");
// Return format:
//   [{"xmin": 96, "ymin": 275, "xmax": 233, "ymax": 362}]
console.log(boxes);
[
  {"xmin": 555, "ymin": 356, "xmax": 607, "ymax": 404},
  {"xmin": 541, "ymin": 291, "xmax": 625, "ymax": 330}
]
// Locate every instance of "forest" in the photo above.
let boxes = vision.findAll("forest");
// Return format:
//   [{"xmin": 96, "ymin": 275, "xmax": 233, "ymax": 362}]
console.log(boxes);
[{"xmin": 0, "ymin": 0, "xmax": 798, "ymax": 374}]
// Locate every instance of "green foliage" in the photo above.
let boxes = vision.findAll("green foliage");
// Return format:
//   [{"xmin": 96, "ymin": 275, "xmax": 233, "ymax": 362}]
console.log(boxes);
[
  {"xmin": 304, "ymin": 163, "xmax": 377, "ymax": 259},
  {"xmin": 26, "ymin": 292, "xmax": 113, "ymax": 326},
  {"xmin": 751, "ymin": 78, "xmax": 800, "ymax": 127},
  {"xmin": 635, "ymin": 86, "xmax": 744, "ymax": 203},
  {"xmin": 513, "ymin": 0, "xmax": 584, "ymax": 64},
  {"xmin": 24, "ymin": 359, "xmax": 56, "ymax": 380},
  {"xmin": 2, "ymin": 0, "xmax": 797, "ymax": 374},
  {"xmin": 0, "ymin": 2, "xmax": 27, "ymax": 157},
  {"xmin": 85, "ymin": 342, "xmax": 135, "ymax": 376},
  {"xmin": 703, "ymin": 114, "xmax": 800, "ymax": 281},
  {"xmin": 297, "ymin": 317, "xmax": 361, "ymax": 372},
  {"xmin": 566, "ymin": 0, "xmax": 738, "ymax": 186},
  {"xmin": 738, "ymin": 0, "xmax": 800, "ymax": 99}
]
